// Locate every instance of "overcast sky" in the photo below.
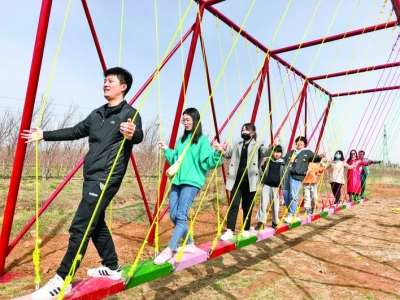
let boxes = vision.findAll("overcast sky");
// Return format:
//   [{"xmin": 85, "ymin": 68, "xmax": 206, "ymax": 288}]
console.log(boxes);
[{"xmin": 1, "ymin": 0, "xmax": 399, "ymax": 163}]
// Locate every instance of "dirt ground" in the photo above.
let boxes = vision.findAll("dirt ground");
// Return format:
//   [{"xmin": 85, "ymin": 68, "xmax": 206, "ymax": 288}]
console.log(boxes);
[{"xmin": 2, "ymin": 183, "xmax": 400, "ymax": 300}]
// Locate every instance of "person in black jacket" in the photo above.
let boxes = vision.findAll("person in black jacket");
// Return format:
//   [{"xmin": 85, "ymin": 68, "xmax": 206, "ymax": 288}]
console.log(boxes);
[
  {"xmin": 22, "ymin": 67, "xmax": 143, "ymax": 300},
  {"xmin": 255, "ymin": 145, "xmax": 285, "ymax": 231},
  {"xmin": 282, "ymin": 136, "xmax": 325, "ymax": 224}
]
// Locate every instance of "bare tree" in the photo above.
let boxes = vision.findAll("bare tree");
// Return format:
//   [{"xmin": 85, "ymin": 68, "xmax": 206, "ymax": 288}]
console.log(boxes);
[{"xmin": 132, "ymin": 117, "xmax": 160, "ymax": 180}]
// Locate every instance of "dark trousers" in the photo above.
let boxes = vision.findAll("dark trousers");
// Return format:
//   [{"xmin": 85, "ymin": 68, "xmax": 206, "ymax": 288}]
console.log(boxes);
[
  {"xmin": 227, "ymin": 181, "xmax": 256, "ymax": 231},
  {"xmin": 361, "ymin": 173, "xmax": 367, "ymax": 197},
  {"xmin": 331, "ymin": 182, "xmax": 342, "ymax": 204},
  {"xmin": 57, "ymin": 180, "xmax": 120, "ymax": 279}
]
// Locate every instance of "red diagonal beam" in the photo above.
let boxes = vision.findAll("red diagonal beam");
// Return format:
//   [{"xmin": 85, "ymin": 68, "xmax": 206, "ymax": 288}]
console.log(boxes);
[
  {"xmin": 206, "ymin": 5, "xmax": 332, "ymax": 97},
  {"xmin": 309, "ymin": 62, "xmax": 400, "ymax": 81},
  {"xmin": 332, "ymin": 85, "xmax": 400, "ymax": 97},
  {"xmin": 391, "ymin": 0, "xmax": 400, "ymax": 21},
  {"xmin": 271, "ymin": 21, "xmax": 397, "ymax": 54}
]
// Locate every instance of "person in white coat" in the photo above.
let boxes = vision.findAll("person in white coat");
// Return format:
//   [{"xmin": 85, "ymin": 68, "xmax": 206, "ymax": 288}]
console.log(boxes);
[{"xmin": 219, "ymin": 123, "xmax": 274, "ymax": 240}]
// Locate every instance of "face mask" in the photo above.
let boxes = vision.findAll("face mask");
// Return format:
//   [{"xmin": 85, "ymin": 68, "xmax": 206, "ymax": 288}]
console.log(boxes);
[
  {"xmin": 334, "ymin": 154, "xmax": 341, "ymax": 160},
  {"xmin": 241, "ymin": 133, "xmax": 251, "ymax": 141}
]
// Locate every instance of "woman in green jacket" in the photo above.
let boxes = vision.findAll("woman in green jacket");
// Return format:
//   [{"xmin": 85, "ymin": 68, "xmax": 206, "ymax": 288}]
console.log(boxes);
[{"xmin": 154, "ymin": 108, "xmax": 228, "ymax": 265}]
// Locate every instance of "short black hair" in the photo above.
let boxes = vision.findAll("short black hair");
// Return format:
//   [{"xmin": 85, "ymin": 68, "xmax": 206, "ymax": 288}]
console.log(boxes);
[
  {"xmin": 295, "ymin": 136, "xmax": 307, "ymax": 146},
  {"xmin": 274, "ymin": 145, "xmax": 283, "ymax": 153},
  {"xmin": 359, "ymin": 150, "xmax": 365, "ymax": 154},
  {"xmin": 104, "ymin": 67, "xmax": 133, "ymax": 96}
]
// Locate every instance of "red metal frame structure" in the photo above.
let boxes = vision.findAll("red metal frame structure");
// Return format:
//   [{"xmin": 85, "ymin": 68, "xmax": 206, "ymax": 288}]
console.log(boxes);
[{"xmin": 1, "ymin": 0, "xmax": 399, "ymax": 277}]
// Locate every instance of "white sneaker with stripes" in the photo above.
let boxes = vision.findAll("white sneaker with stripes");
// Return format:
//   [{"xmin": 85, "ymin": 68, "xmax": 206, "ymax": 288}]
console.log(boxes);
[
  {"xmin": 87, "ymin": 265, "xmax": 122, "ymax": 280},
  {"xmin": 30, "ymin": 274, "xmax": 71, "ymax": 300}
]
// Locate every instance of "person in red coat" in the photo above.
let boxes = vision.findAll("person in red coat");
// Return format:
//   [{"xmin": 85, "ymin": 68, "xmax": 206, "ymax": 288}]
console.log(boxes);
[{"xmin": 346, "ymin": 150, "xmax": 370, "ymax": 201}]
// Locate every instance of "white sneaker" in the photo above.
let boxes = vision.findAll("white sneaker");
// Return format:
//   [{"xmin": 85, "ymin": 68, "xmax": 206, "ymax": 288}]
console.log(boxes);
[
  {"xmin": 283, "ymin": 214, "xmax": 294, "ymax": 224},
  {"xmin": 31, "ymin": 274, "xmax": 71, "ymax": 300},
  {"xmin": 153, "ymin": 249, "xmax": 172, "ymax": 265},
  {"xmin": 177, "ymin": 244, "xmax": 196, "ymax": 254},
  {"xmin": 241, "ymin": 230, "xmax": 250, "ymax": 238},
  {"xmin": 87, "ymin": 265, "xmax": 122, "ymax": 280},
  {"xmin": 220, "ymin": 229, "xmax": 234, "ymax": 241}
]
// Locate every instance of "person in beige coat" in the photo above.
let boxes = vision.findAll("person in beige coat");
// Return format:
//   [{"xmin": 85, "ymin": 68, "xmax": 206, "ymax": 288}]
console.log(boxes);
[
  {"xmin": 219, "ymin": 123, "xmax": 274, "ymax": 241},
  {"xmin": 326, "ymin": 150, "xmax": 353, "ymax": 205}
]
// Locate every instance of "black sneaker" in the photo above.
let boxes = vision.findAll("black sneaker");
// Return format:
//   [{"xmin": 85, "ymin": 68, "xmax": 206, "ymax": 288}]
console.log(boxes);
[
  {"xmin": 254, "ymin": 222, "xmax": 263, "ymax": 231},
  {"xmin": 272, "ymin": 222, "xmax": 278, "ymax": 230}
]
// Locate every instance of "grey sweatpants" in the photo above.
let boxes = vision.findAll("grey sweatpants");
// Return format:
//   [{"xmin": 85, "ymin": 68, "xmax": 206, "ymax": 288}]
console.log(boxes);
[{"xmin": 256, "ymin": 184, "xmax": 280, "ymax": 225}]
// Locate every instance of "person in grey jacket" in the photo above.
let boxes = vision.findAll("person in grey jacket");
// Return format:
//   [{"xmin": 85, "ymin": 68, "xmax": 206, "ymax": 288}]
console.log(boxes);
[
  {"xmin": 282, "ymin": 136, "xmax": 325, "ymax": 224},
  {"xmin": 255, "ymin": 145, "xmax": 285, "ymax": 231},
  {"xmin": 220, "ymin": 123, "xmax": 273, "ymax": 241},
  {"xmin": 22, "ymin": 67, "xmax": 143, "ymax": 300}
]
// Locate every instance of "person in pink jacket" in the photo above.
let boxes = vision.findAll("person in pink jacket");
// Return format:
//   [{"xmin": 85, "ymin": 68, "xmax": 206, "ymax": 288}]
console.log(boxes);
[{"xmin": 346, "ymin": 150, "xmax": 370, "ymax": 202}]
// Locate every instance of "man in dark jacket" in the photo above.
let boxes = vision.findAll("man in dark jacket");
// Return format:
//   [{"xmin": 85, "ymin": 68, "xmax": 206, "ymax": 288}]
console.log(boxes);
[
  {"xmin": 22, "ymin": 67, "xmax": 143, "ymax": 300},
  {"xmin": 282, "ymin": 136, "xmax": 325, "ymax": 224}
]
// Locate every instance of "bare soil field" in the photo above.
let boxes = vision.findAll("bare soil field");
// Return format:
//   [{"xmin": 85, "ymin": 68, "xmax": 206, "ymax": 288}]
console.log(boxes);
[{"xmin": 1, "ymin": 183, "xmax": 400, "ymax": 300}]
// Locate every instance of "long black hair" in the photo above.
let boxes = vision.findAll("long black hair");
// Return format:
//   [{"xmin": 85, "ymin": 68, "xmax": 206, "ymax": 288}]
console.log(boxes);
[
  {"xmin": 347, "ymin": 149, "xmax": 358, "ymax": 163},
  {"xmin": 334, "ymin": 150, "xmax": 344, "ymax": 161},
  {"xmin": 242, "ymin": 123, "xmax": 257, "ymax": 141},
  {"xmin": 181, "ymin": 107, "xmax": 202, "ymax": 144}
]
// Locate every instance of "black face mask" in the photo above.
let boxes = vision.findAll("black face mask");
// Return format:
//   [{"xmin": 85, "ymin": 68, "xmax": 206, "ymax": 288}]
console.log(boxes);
[{"xmin": 241, "ymin": 133, "xmax": 251, "ymax": 141}]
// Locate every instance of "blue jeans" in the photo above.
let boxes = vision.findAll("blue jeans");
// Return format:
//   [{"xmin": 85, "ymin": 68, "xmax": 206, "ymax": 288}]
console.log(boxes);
[
  {"xmin": 289, "ymin": 176, "xmax": 302, "ymax": 215},
  {"xmin": 283, "ymin": 189, "xmax": 290, "ymax": 208},
  {"xmin": 168, "ymin": 184, "xmax": 199, "ymax": 251}
]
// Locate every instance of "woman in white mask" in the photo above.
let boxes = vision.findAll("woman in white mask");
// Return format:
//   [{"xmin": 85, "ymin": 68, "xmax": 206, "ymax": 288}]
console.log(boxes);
[{"xmin": 326, "ymin": 150, "xmax": 353, "ymax": 206}]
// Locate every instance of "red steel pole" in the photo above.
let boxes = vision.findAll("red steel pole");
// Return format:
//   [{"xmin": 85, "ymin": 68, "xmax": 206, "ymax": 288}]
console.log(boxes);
[
  {"xmin": 266, "ymin": 60, "xmax": 274, "ymax": 143},
  {"xmin": 198, "ymin": 29, "xmax": 230, "ymax": 203},
  {"xmin": 308, "ymin": 106, "xmax": 327, "ymax": 143},
  {"xmin": 331, "ymin": 85, "xmax": 400, "ymax": 97},
  {"xmin": 315, "ymin": 97, "xmax": 332, "ymax": 154},
  {"xmin": 81, "ymin": 0, "xmax": 107, "ymax": 71},
  {"xmin": 250, "ymin": 55, "xmax": 269, "ymax": 124},
  {"xmin": 309, "ymin": 62, "xmax": 400, "ymax": 81},
  {"xmin": 148, "ymin": 4, "xmax": 206, "ymax": 244},
  {"xmin": 205, "ymin": 5, "xmax": 331, "ymax": 97},
  {"xmin": 214, "ymin": 70, "xmax": 263, "ymax": 139},
  {"xmin": 304, "ymin": 91, "xmax": 307, "ymax": 139},
  {"xmin": 0, "ymin": 0, "xmax": 53, "ymax": 277},
  {"xmin": 287, "ymin": 82, "xmax": 308, "ymax": 151},
  {"xmin": 130, "ymin": 153, "xmax": 153, "ymax": 223},
  {"xmin": 271, "ymin": 21, "xmax": 396, "ymax": 54},
  {"xmin": 392, "ymin": 0, "xmax": 400, "ymax": 21}
]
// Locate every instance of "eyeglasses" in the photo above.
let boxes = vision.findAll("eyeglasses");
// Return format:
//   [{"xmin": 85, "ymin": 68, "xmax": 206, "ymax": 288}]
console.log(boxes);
[{"xmin": 351, "ymin": 152, "xmax": 356, "ymax": 155}]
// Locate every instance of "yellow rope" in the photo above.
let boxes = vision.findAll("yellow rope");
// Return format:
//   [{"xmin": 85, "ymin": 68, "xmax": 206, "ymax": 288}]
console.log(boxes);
[
  {"xmin": 216, "ymin": 16, "xmax": 233, "ymax": 135},
  {"xmin": 32, "ymin": 0, "xmax": 72, "ymax": 291},
  {"xmin": 154, "ymin": 0, "xmax": 163, "ymax": 255},
  {"xmin": 109, "ymin": 0, "xmax": 125, "ymax": 236},
  {"xmin": 118, "ymin": 0, "xmax": 125, "ymax": 67},
  {"xmin": 209, "ymin": 0, "xmax": 295, "ymax": 247},
  {"xmin": 124, "ymin": 0, "xmax": 196, "ymax": 278},
  {"xmin": 127, "ymin": 0, "xmax": 259, "ymax": 277}
]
